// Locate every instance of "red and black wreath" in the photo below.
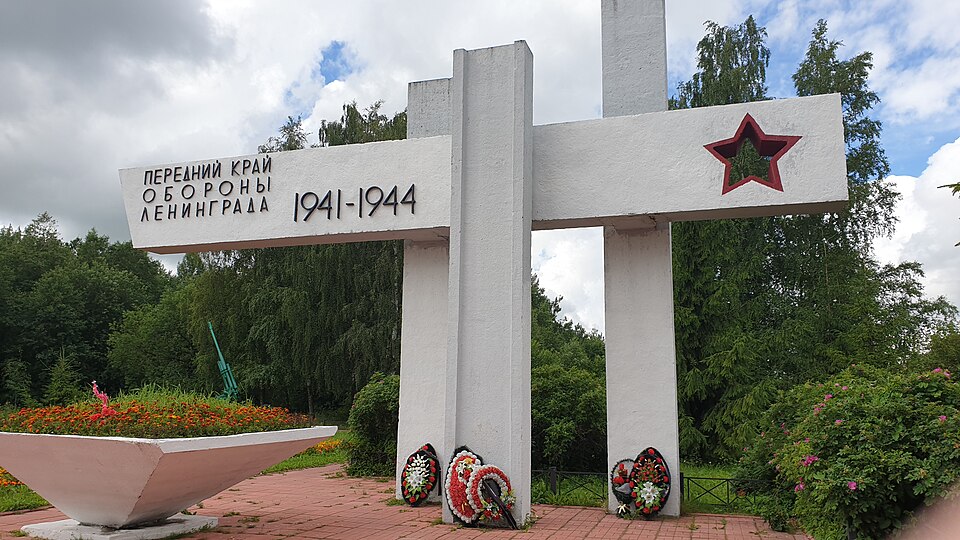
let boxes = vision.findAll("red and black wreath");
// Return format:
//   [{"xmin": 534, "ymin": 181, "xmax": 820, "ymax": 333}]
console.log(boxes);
[
  {"xmin": 610, "ymin": 447, "xmax": 671, "ymax": 518},
  {"xmin": 400, "ymin": 443, "xmax": 440, "ymax": 506}
]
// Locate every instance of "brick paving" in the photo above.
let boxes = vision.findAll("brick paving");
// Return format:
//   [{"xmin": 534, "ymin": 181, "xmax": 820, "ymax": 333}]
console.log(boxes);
[{"xmin": 0, "ymin": 464, "xmax": 808, "ymax": 539}]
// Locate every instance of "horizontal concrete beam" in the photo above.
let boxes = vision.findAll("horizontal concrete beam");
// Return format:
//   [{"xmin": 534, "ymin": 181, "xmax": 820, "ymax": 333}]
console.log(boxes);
[{"xmin": 121, "ymin": 94, "xmax": 846, "ymax": 253}]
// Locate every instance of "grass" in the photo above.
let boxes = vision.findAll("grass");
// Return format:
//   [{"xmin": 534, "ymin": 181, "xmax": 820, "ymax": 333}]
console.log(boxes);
[
  {"xmin": 679, "ymin": 463, "xmax": 763, "ymax": 516},
  {"xmin": 111, "ymin": 384, "xmax": 236, "ymax": 408},
  {"xmin": 531, "ymin": 475, "xmax": 607, "ymax": 507},
  {"xmin": 260, "ymin": 430, "xmax": 353, "ymax": 475},
  {"xmin": 0, "ymin": 484, "xmax": 47, "ymax": 513}
]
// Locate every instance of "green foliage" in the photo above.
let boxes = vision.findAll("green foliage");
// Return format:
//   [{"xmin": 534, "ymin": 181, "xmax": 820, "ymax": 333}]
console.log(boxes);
[
  {"xmin": 677, "ymin": 463, "xmax": 767, "ymax": 516},
  {"xmin": 531, "ymin": 475, "xmax": 606, "ymax": 507},
  {"xmin": 530, "ymin": 277, "xmax": 606, "ymax": 471},
  {"xmin": 531, "ymin": 364, "xmax": 605, "ymax": 471},
  {"xmin": 111, "ymin": 383, "xmax": 234, "ymax": 408},
  {"xmin": 318, "ymin": 102, "xmax": 406, "ymax": 147},
  {"xmin": 2, "ymin": 359, "xmax": 37, "ymax": 408},
  {"xmin": 738, "ymin": 365, "xmax": 960, "ymax": 538},
  {"xmin": 0, "ymin": 214, "xmax": 171, "ymax": 405},
  {"xmin": 346, "ymin": 372, "xmax": 400, "ymax": 476},
  {"xmin": 674, "ymin": 16, "xmax": 769, "ymax": 108},
  {"xmin": 107, "ymin": 287, "xmax": 200, "ymax": 391},
  {"xmin": 915, "ymin": 329, "xmax": 960, "ymax": 374},
  {"xmin": 43, "ymin": 351, "xmax": 85, "ymax": 405},
  {"xmin": 258, "ymin": 115, "xmax": 309, "ymax": 153}
]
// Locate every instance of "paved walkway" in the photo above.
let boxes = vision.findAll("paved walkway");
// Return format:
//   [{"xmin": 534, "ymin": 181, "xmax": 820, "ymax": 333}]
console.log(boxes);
[{"xmin": 0, "ymin": 464, "xmax": 807, "ymax": 539}]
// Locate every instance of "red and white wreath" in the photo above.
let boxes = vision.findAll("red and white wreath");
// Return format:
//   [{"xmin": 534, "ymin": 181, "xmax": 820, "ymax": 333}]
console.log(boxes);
[
  {"xmin": 466, "ymin": 465, "xmax": 515, "ymax": 522},
  {"xmin": 445, "ymin": 448, "xmax": 481, "ymax": 523}
]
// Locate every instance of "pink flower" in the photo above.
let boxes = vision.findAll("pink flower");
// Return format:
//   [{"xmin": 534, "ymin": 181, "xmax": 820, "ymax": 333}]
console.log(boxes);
[
  {"xmin": 847, "ymin": 481, "xmax": 857, "ymax": 491},
  {"xmin": 842, "ymin": 386, "xmax": 848, "ymax": 391},
  {"xmin": 939, "ymin": 415, "xmax": 947, "ymax": 423},
  {"xmin": 934, "ymin": 368, "xmax": 943, "ymax": 373},
  {"xmin": 835, "ymin": 419, "xmax": 843, "ymax": 425},
  {"xmin": 801, "ymin": 455, "xmax": 819, "ymax": 467},
  {"xmin": 825, "ymin": 394, "xmax": 833, "ymax": 401},
  {"xmin": 794, "ymin": 482, "xmax": 805, "ymax": 492}
]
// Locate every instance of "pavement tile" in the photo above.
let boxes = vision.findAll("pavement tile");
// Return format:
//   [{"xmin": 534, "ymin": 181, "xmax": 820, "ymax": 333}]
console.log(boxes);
[{"xmin": 0, "ymin": 464, "xmax": 798, "ymax": 540}]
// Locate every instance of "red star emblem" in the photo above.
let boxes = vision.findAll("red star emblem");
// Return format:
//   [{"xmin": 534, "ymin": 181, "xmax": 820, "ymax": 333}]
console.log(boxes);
[{"xmin": 705, "ymin": 113, "xmax": 801, "ymax": 195}]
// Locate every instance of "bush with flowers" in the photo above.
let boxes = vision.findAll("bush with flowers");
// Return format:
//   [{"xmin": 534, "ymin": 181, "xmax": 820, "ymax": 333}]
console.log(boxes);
[
  {"xmin": 0, "ymin": 384, "xmax": 312, "ymax": 438},
  {"xmin": 737, "ymin": 364, "xmax": 960, "ymax": 539}
]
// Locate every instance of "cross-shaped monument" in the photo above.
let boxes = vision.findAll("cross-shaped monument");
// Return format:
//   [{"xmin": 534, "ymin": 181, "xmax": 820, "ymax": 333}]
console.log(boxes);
[{"xmin": 120, "ymin": 0, "xmax": 846, "ymax": 523}]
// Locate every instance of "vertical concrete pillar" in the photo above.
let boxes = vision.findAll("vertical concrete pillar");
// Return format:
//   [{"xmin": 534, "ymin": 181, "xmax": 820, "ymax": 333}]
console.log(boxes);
[
  {"xmin": 447, "ymin": 42, "xmax": 534, "ymax": 523},
  {"xmin": 396, "ymin": 78, "xmax": 451, "ymax": 500},
  {"xmin": 601, "ymin": 0, "xmax": 680, "ymax": 516}
]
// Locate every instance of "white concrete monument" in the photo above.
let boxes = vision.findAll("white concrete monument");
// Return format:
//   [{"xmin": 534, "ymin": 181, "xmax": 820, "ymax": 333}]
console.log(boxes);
[
  {"xmin": 119, "ymin": 0, "xmax": 846, "ymax": 524},
  {"xmin": 0, "ymin": 427, "xmax": 335, "ymax": 539}
]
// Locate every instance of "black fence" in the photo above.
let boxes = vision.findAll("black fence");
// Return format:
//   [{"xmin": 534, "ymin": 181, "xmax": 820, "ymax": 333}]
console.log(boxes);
[
  {"xmin": 531, "ymin": 468, "xmax": 606, "ymax": 506},
  {"xmin": 680, "ymin": 473, "xmax": 766, "ymax": 507},
  {"xmin": 531, "ymin": 468, "xmax": 767, "ymax": 509}
]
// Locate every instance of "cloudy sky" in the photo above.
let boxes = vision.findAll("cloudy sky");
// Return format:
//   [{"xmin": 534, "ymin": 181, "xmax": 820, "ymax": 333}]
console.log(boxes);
[{"xmin": 1, "ymin": 0, "xmax": 957, "ymax": 333}]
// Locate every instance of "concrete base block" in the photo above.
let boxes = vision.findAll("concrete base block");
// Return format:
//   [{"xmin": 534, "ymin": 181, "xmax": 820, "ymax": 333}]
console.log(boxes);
[
  {"xmin": 22, "ymin": 515, "xmax": 218, "ymax": 540},
  {"xmin": 0, "ymin": 427, "xmax": 335, "ymax": 528}
]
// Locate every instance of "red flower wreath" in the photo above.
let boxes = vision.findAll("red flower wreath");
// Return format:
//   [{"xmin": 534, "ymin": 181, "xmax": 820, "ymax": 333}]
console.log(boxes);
[
  {"xmin": 610, "ymin": 458, "xmax": 636, "ymax": 514},
  {"xmin": 465, "ymin": 465, "xmax": 515, "ymax": 522},
  {"xmin": 400, "ymin": 443, "xmax": 439, "ymax": 506},
  {"xmin": 629, "ymin": 447, "xmax": 671, "ymax": 517},
  {"xmin": 445, "ymin": 448, "xmax": 481, "ymax": 523}
]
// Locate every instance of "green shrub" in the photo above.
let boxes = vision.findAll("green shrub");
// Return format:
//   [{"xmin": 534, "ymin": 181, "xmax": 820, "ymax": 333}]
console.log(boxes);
[
  {"xmin": 531, "ymin": 364, "xmax": 606, "ymax": 471},
  {"xmin": 738, "ymin": 364, "xmax": 960, "ymax": 538},
  {"xmin": 346, "ymin": 372, "xmax": 399, "ymax": 476}
]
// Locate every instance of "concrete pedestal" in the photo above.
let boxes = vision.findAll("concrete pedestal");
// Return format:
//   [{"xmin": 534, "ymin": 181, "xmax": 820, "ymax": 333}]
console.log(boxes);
[
  {"xmin": 22, "ymin": 515, "xmax": 218, "ymax": 540},
  {"xmin": 0, "ymin": 427, "xmax": 335, "ymax": 528},
  {"xmin": 395, "ymin": 79, "xmax": 452, "ymax": 501},
  {"xmin": 446, "ymin": 42, "xmax": 534, "ymax": 524}
]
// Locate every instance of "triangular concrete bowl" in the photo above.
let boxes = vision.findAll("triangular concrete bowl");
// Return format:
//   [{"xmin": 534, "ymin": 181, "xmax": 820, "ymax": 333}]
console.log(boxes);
[{"xmin": 0, "ymin": 426, "xmax": 336, "ymax": 528}]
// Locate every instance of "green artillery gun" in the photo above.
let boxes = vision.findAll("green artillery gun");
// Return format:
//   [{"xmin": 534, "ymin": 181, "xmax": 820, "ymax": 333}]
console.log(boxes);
[{"xmin": 208, "ymin": 321, "xmax": 239, "ymax": 401}]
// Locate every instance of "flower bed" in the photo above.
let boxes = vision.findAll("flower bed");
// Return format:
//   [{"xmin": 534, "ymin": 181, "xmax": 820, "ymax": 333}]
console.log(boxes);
[{"xmin": 0, "ymin": 387, "xmax": 311, "ymax": 438}]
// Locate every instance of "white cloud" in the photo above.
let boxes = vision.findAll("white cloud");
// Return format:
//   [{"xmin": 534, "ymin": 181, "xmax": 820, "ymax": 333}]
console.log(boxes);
[
  {"xmin": 533, "ymin": 228, "xmax": 605, "ymax": 334},
  {"xmin": 874, "ymin": 137, "xmax": 960, "ymax": 308}
]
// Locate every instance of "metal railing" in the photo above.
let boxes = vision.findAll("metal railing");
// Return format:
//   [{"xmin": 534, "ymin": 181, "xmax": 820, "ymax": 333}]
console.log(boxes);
[
  {"xmin": 531, "ymin": 468, "xmax": 607, "ymax": 505},
  {"xmin": 529, "ymin": 468, "xmax": 768, "ymax": 509},
  {"xmin": 680, "ymin": 473, "xmax": 766, "ymax": 507}
]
